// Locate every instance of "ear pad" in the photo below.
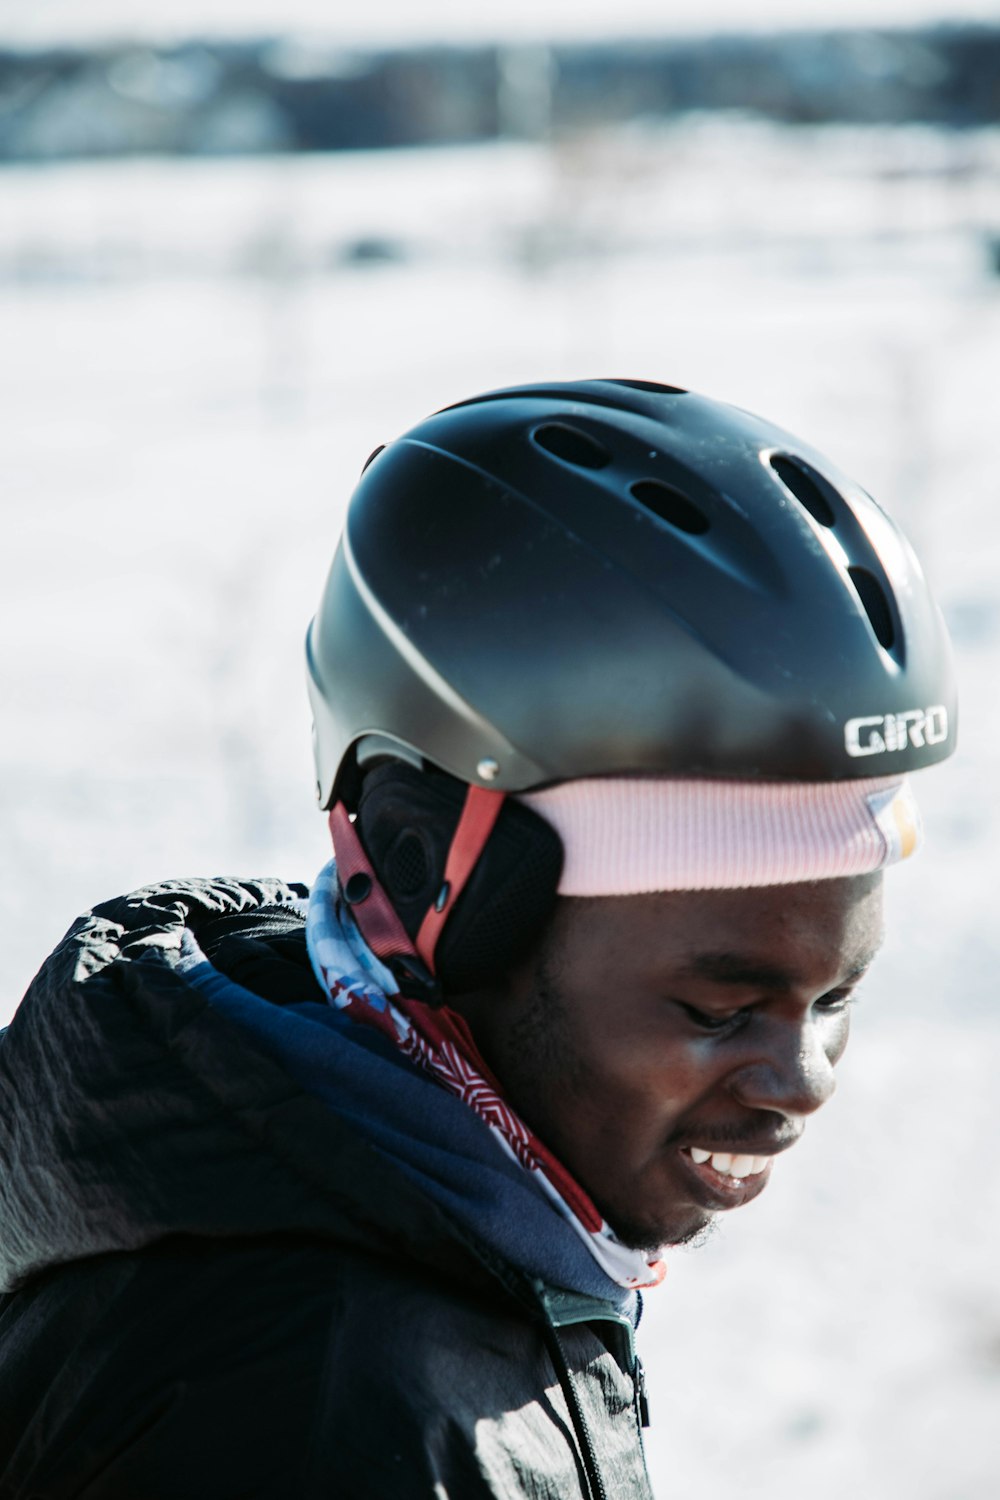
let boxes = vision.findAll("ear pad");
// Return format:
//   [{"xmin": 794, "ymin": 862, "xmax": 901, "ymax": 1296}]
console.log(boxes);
[{"xmin": 356, "ymin": 762, "xmax": 564, "ymax": 993}]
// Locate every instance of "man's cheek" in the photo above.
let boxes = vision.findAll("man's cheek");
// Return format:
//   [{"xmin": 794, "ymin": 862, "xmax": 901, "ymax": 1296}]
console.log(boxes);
[{"xmin": 826, "ymin": 1014, "xmax": 852, "ymax": 1066}]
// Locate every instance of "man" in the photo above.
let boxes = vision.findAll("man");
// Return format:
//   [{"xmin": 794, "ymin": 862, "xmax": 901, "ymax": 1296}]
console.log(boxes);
[{"xmin": 0, "ymin": 381, "xmax": 955, "ymax": 1498}]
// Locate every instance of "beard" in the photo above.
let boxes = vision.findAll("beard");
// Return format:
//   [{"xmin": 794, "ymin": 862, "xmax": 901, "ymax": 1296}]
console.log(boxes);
[
  {"xmin": 599, "ymin": 1202, "xmax": 721, "ymax": 1253},
  {"xmin": 599, "ymin": 1202, "xmax": 718, "ymax": 1253}
]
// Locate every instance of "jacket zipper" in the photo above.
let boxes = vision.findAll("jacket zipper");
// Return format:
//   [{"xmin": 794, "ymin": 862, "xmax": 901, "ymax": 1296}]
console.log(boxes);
[
  {"xmin": 633, "ymin": 1353, "xmax": 650, "ymax": 1431},
  {"xmin": 531, "ymin": 1279, "xmax": 652, "ymax": 1496}
]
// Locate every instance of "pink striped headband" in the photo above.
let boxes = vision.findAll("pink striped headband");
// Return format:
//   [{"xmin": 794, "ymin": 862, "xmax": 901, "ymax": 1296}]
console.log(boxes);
[{"xmin": 515, "ymin": 775, "xmax": 921, "ymax": 895}]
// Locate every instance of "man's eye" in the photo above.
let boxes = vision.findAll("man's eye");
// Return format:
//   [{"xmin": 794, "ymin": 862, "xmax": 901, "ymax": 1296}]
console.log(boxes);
[
  {"xmin": 678, "ymin": 1003, "xmax": 748, "ymax": 1033},
  {"xmin": 814, "ymin": 988, "xmax": 859, "ymax": 1015}
]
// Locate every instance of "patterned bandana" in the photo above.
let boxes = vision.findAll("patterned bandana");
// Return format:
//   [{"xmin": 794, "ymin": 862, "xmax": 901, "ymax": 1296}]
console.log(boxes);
[{"xmin": 305, "ymin": 860, "xmax": 667, "ymax": 1294}]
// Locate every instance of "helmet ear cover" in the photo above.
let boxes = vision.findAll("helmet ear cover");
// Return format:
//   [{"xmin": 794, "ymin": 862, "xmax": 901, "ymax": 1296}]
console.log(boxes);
[{"xmin": 355, "ymin": 761, "xmax": 564, "ymax": 994}]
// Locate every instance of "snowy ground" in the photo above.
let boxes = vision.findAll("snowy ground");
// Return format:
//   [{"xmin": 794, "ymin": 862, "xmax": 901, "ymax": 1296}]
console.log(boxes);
[{"xmin": 2, "ymin": 119, "xmax": 999, "ymax": 1496}]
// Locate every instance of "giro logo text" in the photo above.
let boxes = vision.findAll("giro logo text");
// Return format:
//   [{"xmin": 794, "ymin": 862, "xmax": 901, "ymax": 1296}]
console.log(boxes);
[{"xmin": 844, "ymin": 705, "xmax": 949, "ymax": 758}]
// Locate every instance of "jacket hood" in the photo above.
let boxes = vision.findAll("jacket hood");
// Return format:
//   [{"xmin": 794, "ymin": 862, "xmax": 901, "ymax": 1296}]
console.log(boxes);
[{"xmin": 0, "ymin": 878, "xmax": 510, "ymax": 1297}]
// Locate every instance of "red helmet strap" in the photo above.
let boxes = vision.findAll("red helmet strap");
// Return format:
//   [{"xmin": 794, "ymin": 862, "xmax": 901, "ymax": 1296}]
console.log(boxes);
[
  {"xmin": 415, "ymin": 785, "xmax": 505, "ymax": 975},
  {"xmin": 328, "ymin": 802, "xmax": 415, "ymax": 963}
]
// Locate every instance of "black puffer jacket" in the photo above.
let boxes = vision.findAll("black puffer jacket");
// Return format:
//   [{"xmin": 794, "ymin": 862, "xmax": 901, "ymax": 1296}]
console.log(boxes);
[{"xmin": 0, "ymin": 878, "xmax": 654, "ymax": 1499}]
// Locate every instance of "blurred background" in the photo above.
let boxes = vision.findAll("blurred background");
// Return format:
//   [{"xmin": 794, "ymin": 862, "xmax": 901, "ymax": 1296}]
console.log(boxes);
[{"xmin": 2, "ymin": 1, "xmax": 998, "ymax": 1495}]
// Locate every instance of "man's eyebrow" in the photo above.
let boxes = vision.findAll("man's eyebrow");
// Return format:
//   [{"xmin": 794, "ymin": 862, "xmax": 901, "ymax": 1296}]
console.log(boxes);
[
  {"xmin": 678, "ymin": 948, "xmax": 882, "ymax": 991},
  {"xmin": 840, "ymin": 950, "xmax": 882, "ymax": 985},
  {"xmin": 680, "ymin": 954, "xmax": 796, "ymax": 990}
]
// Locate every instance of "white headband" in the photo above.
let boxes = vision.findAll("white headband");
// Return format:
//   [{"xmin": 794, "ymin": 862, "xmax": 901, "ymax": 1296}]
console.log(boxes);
[{"xmin": 516, "ymin": 775, "xmax": 921, "ymax": 895}]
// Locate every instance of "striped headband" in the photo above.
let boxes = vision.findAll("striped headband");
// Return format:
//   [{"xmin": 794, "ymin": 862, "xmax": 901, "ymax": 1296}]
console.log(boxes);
[{"xmin": 515, "ymin": 774, "xmax": 921, "ymax": 895}]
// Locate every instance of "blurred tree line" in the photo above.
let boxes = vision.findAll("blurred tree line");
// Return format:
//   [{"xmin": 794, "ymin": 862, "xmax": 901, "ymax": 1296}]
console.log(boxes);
[{"xmin": 1, "ymin": 24, "xmax": 999, "ymax": 162}]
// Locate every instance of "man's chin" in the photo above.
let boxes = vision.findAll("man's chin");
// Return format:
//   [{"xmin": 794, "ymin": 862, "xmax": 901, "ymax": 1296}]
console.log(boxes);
[{"xmin": 603, "ymin": 1204, "xmax": 718, "ymax": 1254}]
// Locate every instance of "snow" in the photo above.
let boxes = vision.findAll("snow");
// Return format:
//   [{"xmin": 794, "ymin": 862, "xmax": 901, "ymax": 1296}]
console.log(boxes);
[{"xmin": 2, "ymin": 119, "xmax": 999, "ymax": 1495}]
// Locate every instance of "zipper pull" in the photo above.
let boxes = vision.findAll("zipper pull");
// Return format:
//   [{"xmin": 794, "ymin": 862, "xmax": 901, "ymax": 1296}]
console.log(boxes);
[{"xmin": 634, "ymin": 1355, "xmax": 650, "ymax": 1429}]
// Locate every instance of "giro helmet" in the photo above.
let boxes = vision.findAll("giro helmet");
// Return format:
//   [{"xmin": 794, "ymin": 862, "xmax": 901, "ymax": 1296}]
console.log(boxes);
[{"xmin": 307, "ymin": 379, "xmax": 956, "ymax": 808}]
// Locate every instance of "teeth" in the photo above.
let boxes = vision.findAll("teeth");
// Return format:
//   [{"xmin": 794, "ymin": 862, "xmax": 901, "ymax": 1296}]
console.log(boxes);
[
  {"xmin": 687, "ymin": 1148, "xmax": 771, "ymax": 1178},
  {"xmin": 729, "ymin": 1155, "xmax": 757, "ymax": 1178}
]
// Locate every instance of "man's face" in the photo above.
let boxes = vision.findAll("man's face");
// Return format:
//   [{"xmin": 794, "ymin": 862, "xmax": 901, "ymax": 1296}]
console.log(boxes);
[{"xmin": 460, "ymin": 875, "xmax": 884, "ymax": 1251}]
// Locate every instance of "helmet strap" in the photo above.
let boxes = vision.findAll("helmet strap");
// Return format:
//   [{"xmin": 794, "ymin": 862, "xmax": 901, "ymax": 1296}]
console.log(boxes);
[
  {"xmin": 414, "ymin": 786, "xmax": 505, "ymax": 975},
  {"xmin": 329, "ymin": 788, "xmax": 506, "ymax": 999},
  {"xmin": 328, "ymin": 801, "xmax": 420, "ymax": 966}
]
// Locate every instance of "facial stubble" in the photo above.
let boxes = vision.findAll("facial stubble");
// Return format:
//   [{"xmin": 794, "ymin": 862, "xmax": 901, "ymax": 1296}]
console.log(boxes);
[{"xmin": 495, "ymin": 941, "xmax": 709, "ymax": 1254}]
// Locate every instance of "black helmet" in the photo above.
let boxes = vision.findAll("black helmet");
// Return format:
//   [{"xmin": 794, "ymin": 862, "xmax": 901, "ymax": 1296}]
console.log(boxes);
[{"xmin": 306, "ymin": 378, "xmax": 956, "ymax": 810}]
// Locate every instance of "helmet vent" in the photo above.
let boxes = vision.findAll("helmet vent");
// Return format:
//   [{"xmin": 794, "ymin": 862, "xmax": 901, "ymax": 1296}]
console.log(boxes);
[
  {"xmin": 630, "ymin": 479, "xmax": 710, "ymax": 536},
  {"xmin": 848, "ymin": 566, "xmax": 895, "ymax": 650},
  {"xmin": 769, "ymin": 454, "xmax": 837, "ymax": 528},
  {"xmin": 610, "ymin": 379, "xmax": 687, "ymax": 395},
  {"xmin": 533, "ymin": 423, "xmax": 611, "ymax": 470}
]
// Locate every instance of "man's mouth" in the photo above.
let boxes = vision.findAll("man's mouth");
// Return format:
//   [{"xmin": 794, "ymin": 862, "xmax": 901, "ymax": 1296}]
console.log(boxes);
[
  {"xmin": 676, "ymin": 1138, "xmax": 797, "ymax": 1210},
  {"xmin": 685, "ymin": 1147, "xmax": 771, "ymax": 1179}
]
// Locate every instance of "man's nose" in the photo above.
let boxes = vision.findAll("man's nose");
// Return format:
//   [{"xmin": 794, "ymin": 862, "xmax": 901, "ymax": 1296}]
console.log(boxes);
[{"xmin": 727, "ymin": 1019, "xmax": 837, "ymax": 1118}]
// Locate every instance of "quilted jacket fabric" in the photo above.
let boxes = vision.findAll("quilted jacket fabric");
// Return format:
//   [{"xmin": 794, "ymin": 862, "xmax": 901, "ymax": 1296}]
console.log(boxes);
[{"xmin": 0, "ymin": 878, "xmax": 653, "ymax": 1499}]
